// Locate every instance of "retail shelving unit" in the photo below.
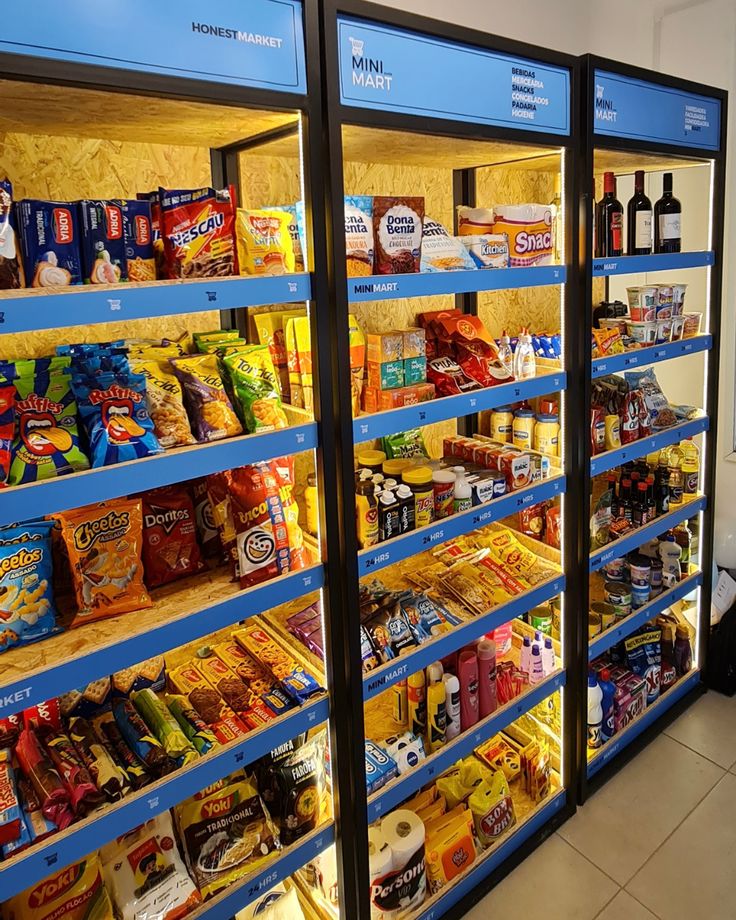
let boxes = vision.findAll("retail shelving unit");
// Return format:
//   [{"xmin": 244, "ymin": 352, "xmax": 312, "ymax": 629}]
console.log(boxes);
[
  {"xmin": 0, "ymin": 2, "xmax": 358, "ymax": 916},
  {"xmin": 320, "ymin": 4, "xmax": 581, "ymax": 919},
  {"xmin": 578, "ymin": 57, "xmax": 727, "ymax": 798}
]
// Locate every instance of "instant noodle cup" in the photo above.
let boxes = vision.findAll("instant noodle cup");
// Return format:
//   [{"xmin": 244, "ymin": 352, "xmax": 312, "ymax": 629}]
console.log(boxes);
[
  {"xmin": 654, "ymin": 285, "xmax": 674, "ymax": 318},
  {"xmin": 682, "ymin": 312, "xmax": 702, "ymax": 338},
  {"xmin": 670, "ymin": 316, "xmax": 685, "ymax": 341},
  {"xmin": 626, "ymin": 286, "xmax": 657, "ymax": 321},
  {"xmin": 671, "ymin": 282, "xmax": 687, "ymax": 315},
  {"xmin": 171, "ymin": 353, "xmax": 243, "ymax": 442},
  {"xmin": 656, "ymin": 318, "xmax": 673, "ymax": 344},
  {"xmin": 222, "ymin": 346, "xmax": 288, "ymax": 433},
  {"xmin": 626, "ymin": 320, "xmax": 657, "ymax": 346},
  {"xmin": 236, "ymin": 208, "xmax": 295, "ymax": 276}
]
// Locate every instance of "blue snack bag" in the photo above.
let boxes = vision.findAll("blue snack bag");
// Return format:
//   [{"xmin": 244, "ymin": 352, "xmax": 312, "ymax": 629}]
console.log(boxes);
[{"xmin": 0, "ymin": 530, "xmax": 56, "ymax": 653}]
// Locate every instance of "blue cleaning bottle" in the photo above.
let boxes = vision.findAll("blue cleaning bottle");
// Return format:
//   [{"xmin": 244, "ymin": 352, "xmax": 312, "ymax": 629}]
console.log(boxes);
[{"xmin": 599, "ymin": 668, "xmax": 616, "ymax": 743}]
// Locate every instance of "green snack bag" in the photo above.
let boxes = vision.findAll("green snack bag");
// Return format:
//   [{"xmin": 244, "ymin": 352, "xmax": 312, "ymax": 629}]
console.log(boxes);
[
  {"xmin": 132, "ymin": 688, "xmax": 198, "ymax": 767},
  {"xmin": 222, "ymin": 345, "xmax": 288, "ymax": 433},
  {"xmin": 382, "ymin": 428, "xmax": 429, "ymax": 460}
]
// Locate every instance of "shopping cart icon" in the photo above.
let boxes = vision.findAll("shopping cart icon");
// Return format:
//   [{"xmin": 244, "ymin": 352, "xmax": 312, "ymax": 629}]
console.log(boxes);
[
  {"xmin": 107, "ymin": 298, "xmax": 121, "ymax": 312},
  {"xmin": 349, "ymin": 36, "xmax": 364, "ymax": 57},
  {"xmin": 596, "ymin": 84, "xmax": 604, "ymax": 100},
  {"xmin": 288, "ymin": 281, "xmax": 298, "ymax": 292},
  {"xmin": 206, "ymin": 291, "xmax": 217, "ymax": 302}
]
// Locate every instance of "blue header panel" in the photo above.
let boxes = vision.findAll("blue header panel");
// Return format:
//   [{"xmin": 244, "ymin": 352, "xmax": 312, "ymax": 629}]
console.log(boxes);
[
  {"xmin": 593, "ymin": 70, "xmax": 721, "ymax": 151},
  {"xmin": 0, "ymin": 0, "xmax": 306, "ymax": 94},
  {"xmin": 338, "ymin": 17, "xmax": 570, "ymax": 135}
]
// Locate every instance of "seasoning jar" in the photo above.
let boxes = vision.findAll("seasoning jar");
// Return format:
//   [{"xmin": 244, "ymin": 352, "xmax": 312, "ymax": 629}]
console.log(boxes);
[
  {"xmin": 357, "ymin": 449, "xmax": 386, "ymax": 474},
  {"xmin": 512, "ymin": 409, "xmax": 535, "ymax": 449},
  {"xmin": 402, "ymin": 466, "xmax": 434, "ymax": 529},
  {"xmin": 432, "ymin": 469, "xmax": 456, "ymax": 519},
  {"xmin": 383, "ymin": 458, "xmax": 414, "ymax": 478},
  {"xmin": 490, "ymin": 405, "xmax": 514, "ymax": 443},
  {"xmin": 533, "ymin": 412, "xmax": 560, "ymax": 457}
]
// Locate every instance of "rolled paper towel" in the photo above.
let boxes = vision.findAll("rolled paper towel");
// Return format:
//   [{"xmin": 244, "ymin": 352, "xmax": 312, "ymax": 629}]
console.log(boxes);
[
  {"xmin": 372, "ymin": 809, "xmax": 427, "ymax": 916},
  {"xmin": 369, "ymin": 826, "xmax": 394, "ymax": 919}
]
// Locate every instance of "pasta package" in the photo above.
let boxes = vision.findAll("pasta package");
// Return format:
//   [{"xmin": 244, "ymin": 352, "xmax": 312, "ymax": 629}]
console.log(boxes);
[
  {"xmin": 4, "ymin": 857, "xmax": 114, "ymax": 920},
  {"xmin": 0, "ymin": 524, "xmax": 57, "ymax": 653},
  {"xmin": 171, "ymin": 354, "xmax": 243, "ymax": 443},
  {"xmin": 60, "ymin": 498, "xmax": 152, "ymax": 626},
  {"xmin": 420, "ymin": 218, "xmax": 476, "ymax": 272},
  {"xmin": 160, "ymin": 186, "xmax": 238, "ymax": 279},
  {"xmin": 121, "ymin": 199, "xmax": 156, "ymax": 283},
  {"xmin": 222, "ymin": 346, "xmax": 288, "ymax": 433},
  {"xmin": 128, "ymin": 355, "xmax": 195, "ymax": 449},
  {"xmin": 236, "ymin": 209, "xmax": 295, "ymax": 276}
]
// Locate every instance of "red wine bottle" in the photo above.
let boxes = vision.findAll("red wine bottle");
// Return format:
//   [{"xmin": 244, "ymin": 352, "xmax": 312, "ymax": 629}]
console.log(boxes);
[
  {"xmin": 595, "ymin": 172, "xmax": 623, "ymax": 257},
  {"xmin": 654, "ymin": 172, "xmax": 681, "ymax": 253},
  {"xmin": 627, "ymin": 170, "xmax": 652, "ymax": 255}
]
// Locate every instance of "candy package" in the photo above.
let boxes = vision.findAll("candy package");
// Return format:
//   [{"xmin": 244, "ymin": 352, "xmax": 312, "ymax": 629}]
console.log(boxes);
[
  {"xmin": 141, "ymin": 484, "xmax": 206, "ymax": 587},
  {"xmin": 467, "ymin": 770, "xmax": 515, "ymax": 847},
  {"xmin": 171, "ymin": 353, "xmax": 243, "ymax": 442},
  {"xmin": 43, "ymin": 729, "xmax": 104, "ymax": 816},
  {"xmin": 94, "ymin": 711, "xmax": 150, "ymax": 790},
  {"xmin": 236, "ymin": 209, "xmax": 295, "ymax": 276},
  {"xmin": 222, "ymin": 346, "xmax": 288, "ymax": 433},
  {"xmin": 0, "ymin": 522, "xmax": 57, "ymax": 653},
  {"xmin": 15, "ymin": 728, "xmax": 74, "ymax": 829},
  {"xmin": 160, "ymin": 186, "xmax": 237, "ymax": 279}
]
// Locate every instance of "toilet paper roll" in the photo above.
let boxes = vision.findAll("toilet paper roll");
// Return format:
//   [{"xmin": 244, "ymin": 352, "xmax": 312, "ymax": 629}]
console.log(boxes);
[
  {"xmin": 377, "ymin": 809, "xmax": 427, "ymax": 914},
  {"xmin": 369, "ymin": 826, "xmax": 393, "ymax": 880}
]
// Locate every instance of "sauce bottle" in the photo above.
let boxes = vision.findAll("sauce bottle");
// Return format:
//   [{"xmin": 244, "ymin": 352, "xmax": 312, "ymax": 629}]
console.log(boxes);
[
  {"xmin": 395, "ymin": 484, "xmax": 416, "ymax": 534},
  {"xmin": 620, "ymin": 390, "xmax": 640, "ymax": 444},
  {"xmin": 355, "ymin": 479, "xmax": 378, "ymax": 548},
  {"xmin": 452, "ymin": 466, "xmax": 472, "ymax": 513},
  {"xmin": 673, "ymin": 520, "xmax": 692, "ymax": 579}
]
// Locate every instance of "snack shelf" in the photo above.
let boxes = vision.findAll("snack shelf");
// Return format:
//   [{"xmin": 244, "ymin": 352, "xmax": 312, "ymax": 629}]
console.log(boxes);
[
  {"xmin": 0, "ymin": 694, "xmax": 330, "ymax": 899},
  {"xmin": 587, "ymin": 668, "xmax": 701, "ymax": 778},
  {"xmin": 589, "ymin": 495, "xmax": 707, "ymax": 573},
  {"xmin": 346, "ymin": 266, "xmax": 566, "ymax": 303},
  {"xmin": 186, "ymin": 823, "xmax": 336, "ymax": 920},
  {"xmin": 0, "ymin": 274, "xmax": 312, "ymax": 334},
  {"xmin": 359, "ymin": 474, "xmax": 565, "ymax": 576},
  {"xmin": 367, "ymin": 669, "xmax": 565, "ymax": 821},
  {"xmin": 591, "ymin": 334, "xmax": 712, "ymax": 378},
  {"xmin": 0, "ymin": 422, "xmax": 317, "ymax": 527},
  {"xmin": 353, "ymin": 371, "xmax": 566, "ymax": 442},
  {"xmin": 591, "ymin": 250, "xmax": 715, "ymax": 277},
  {"xmin": 590, "ymin": 415, "xmax": 709, "ymax": 476},
  {"xmin": 588, "ymin": 569, "xmax": 703, "ymax": 661},
  {"xmin": 413, "ymin": 789, "xmax": 568, "ymax": 920},
  {"xmin": 363, "ymin": 575, "xmax": 565, "ymax": 701},
  {"xmin": 0, "ymin": 564, "xmax": 324, "ymax": 718}
]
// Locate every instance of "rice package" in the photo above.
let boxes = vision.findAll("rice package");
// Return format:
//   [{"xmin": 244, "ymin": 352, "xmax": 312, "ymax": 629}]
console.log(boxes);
[
  {"xmin": 344, "ymin": 196, "xmax": 374, "ymax": 276},
  {"xmin": 492, "ymin": 204, "xmax": 553, "ymax": 267},
  {"xmin": 222, "ymin": 346, "xmax": 288, "ymax": 433},
  {"xmin": 0, "ymin": 521, "xmax": 57, "ymax": 653},
  {"xmin": 420, "ymin": 217, "xmax": 475, "ymax": 272},
  {"xmin": 171, "ymin": 353, "xmax": 243, "ymax": 442},
  {"xmin": 4, "ymin": 857, "xmax": 114, "ymax": 920},
  {"xmin": 101, "ymin": 813, "xmax": 201, "ymax": 920},
  {"xmin": 236, "ymin": 209, "xmax": 295, "ymax": 276}
]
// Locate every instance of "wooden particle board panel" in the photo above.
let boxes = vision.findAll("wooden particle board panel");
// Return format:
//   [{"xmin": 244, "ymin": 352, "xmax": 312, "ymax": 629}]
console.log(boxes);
[{"xmin": 594, "ymin": 148, "xmax": 711, "ymax": 176}]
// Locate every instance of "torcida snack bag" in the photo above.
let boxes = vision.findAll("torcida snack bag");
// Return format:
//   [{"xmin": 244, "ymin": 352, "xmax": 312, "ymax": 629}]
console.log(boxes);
[
  {"xmin": 373, "ymin": 196, "xmax": 424, "ymax": 274},
  {"xmin": 170, "ymin": 354, "xmax": 243, "ymax": 443},
  {"xmin": 160, "ymin": 186, "xmax": 237, "ymax": 279}
]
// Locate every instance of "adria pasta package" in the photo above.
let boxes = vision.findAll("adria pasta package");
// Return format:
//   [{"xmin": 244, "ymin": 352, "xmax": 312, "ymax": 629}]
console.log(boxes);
[
  {"xmin": 492, "ymin": 204, "xmax": 554, "ymax": 267},
  {"xmin": 236, "ymin": 209, "xmax": 295, "ymax": 276},
  {"xmin": 4, "ymin": 857, "xmax": 114, "ymax": 920},
  {"xmin": 171, "ymin": 354, "xmax": 243, "ymax": 443},
  {"xmin": 160, "ymin": 186, "xmax": 237, "ymax": 279},
  {"xmin": 222, "ymin": 346, "xmax": 288, "ymax": 433}
]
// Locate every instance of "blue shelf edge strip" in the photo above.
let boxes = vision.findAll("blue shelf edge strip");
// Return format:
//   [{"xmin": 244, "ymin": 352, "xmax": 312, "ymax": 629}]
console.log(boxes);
[
  {"xmin": 359, "ymin": 475, "xmax": 566, "ymax": 576},
  {"xmin": 363, "ymin": 575, "xmax": 565, "ymax": 701},
  {"xmin": 590, "ymin": 416, "xmax": 709, "ymax": 476},
  {"xmin": 193, "ymin": 825, "xmax": 336, "ymax": 920},
  {"xmin": 591, "ymin": 251, "xmax": 714, "ymax": 277},
  {"xmin": 354, "ymin": 372, "xmax": 566, "ymax": 442},
  {"xmin": 587, "ymin": 670, "xmax": 701, "ymax": 779},
  {"xmin": 590, "ymin": 496, "xmax": 707, "ymax": 572},
  {"xmin": 0, "ymin": 274, "xmax": 312, "ymax": 335},
  {"xmin": 0, "ymin": 422, "xmax": 318, "ymax": 528},
  {"xmin": 0, "ymin": 565, "xmax": 325, "ymax": 719},
  {"xmin": 415, "ymin": 790, "xmax": 567, "ymax": 920},
  {"xmin": 347, "ymin": 266, "xmax": 566, "ymax": 302},
  {"xmin": 589, "ymin": 571, "xmax": 703, "ymax": 661},
  {"xmin": 368, "ymin": 671, "xmax": 566, "ymax": 822},
  {"xmin": 0, "ymin": 696, "xmax": 331, "ymax": 899},
  {"xmin": 592, "ymin": 335, "xmax": 712, "ymax": 378}
]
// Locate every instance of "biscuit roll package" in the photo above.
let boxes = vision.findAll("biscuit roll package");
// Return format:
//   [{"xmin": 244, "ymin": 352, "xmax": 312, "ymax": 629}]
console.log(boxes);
[
  {"xmin": 0, "ymin": 758, "xmax": 22, "ymax": 847},
  {"xmin": 131, "ymin": 688, "xmax": 198, "ymax": 767},
  {"xmin": 15, "ymin": 727, "xmax": 74, "ymax": 829},
  {"xmin": 166, "ymin": 695, "xmax": 218, "ymax": 756},
  {"xmin": 43, "ymin": 729, "xmax": 105, "ymax": 816},
  {"xmin": 94, "ymin": 711, "xmax": 150, "ymax": 791},
  {"xmin": 68, "ymin": 716, "xmax": 130, "ymax": 802},
  {"xmin": 112, "ymin": 698, "xmax": 177, "ymax": 779},
  {"xmin": 4, "ymin": 856, "xmax": 115, "ymax": 920},
  {"xmin": 373, "ymin": 197, "xmax": 424, "ymax": 274}
]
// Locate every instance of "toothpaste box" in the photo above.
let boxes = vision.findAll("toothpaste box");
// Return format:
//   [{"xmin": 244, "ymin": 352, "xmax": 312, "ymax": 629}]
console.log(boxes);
[
  {"xmin": 78, "ymin": 199, "xmax": 127, "ymax": 284},
  {"xmin": 121, "ymin": 199, "xmax": 155, "ymax": 283},
  {"xmin": 16, "ymin": 199, "xmax": 82, "ymax": 287}
]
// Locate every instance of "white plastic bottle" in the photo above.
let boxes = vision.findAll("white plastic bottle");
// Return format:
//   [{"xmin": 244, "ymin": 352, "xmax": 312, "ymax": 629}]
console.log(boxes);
[
  {"xmin": 519, "ymin": 635, "xmax": 532, "ymax": 676},
  {"xmin": 443, "ymin": 673, "xmax": 461, "ymax": 741},
  {"xmin": 513, "ymin": 329, "xmax": 536, "ymax": 380},
  {"xmin": 542, "ymin": 636, "xmax": 556, "ymax": 676},
  {"xmin": 497, "ymin": 329, "xmax": 513, "ymax": 375},
  {"xmin": 529, "ymin": 644, "xmax": 544, "ymax": 685},
  {"xmin": 587, "ymin": 672, "xmax": 603, "ymax": 749},
  {"xmin": 452, "ymin": 466, "xmax": 472, "ymax": 513}
]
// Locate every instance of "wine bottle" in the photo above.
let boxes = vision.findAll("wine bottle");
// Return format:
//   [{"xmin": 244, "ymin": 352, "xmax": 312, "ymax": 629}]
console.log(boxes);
[
  {"xmin": 627, "ymin": 170, "xmax": 652, "ymax": 255},
  {"xmin": 654, "ymin": 172, "xmax": 681, "ymax": 253},
  {"xmin": 595, "ymin": 172, "xmax": 623, "ymax": 257}
]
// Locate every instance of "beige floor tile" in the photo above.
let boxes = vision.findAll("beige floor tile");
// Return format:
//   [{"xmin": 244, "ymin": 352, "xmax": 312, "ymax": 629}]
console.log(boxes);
[
  {"xmin": 465, "ymin": 833, "xmax": 618, "ymax": 920},
  {"xmin": 559, "ymin": 734, "xmax": 723, "ymax": 885},
  {"xmin": 665, "ymin": 690, "xmax": 736, "ymax": 769},
  {"xmin": 595, "ymin": 890, "xmax": 659, "ymax": 920},
  {"xmin": 626, "ymin": 772, "xmax": 736, "ymax": 920}
]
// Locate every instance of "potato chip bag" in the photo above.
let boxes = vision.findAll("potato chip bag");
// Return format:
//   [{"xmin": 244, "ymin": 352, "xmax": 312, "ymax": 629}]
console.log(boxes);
[
  {"xmin": 253, "ymin": 309, "xmax": 306, "ymax": 401},
  {"xmin": 467, "ymin": 770, "xmax": 516, "ymax": 846},
  {"xmin": 141, "ymin": 484, "xmax": 206, "ymax": 587},
  {"xmin": 171, "ymin": 354, "xmax": 243, "ymax": 442},
  {"xmin": 0, "ymin": 382, "xmax": 15, "ymax": 485},
  {"xmin": 0, "ymin": 522, "xmax": 56, "ymax": 653},
  {"xmin": 222, "ymin": 346, "xmax": 288, "ymax": 433},
  {"xmin": 9, "ymin": 365, "xmax": 89, "ymax": 485},
  {"xmin": 128, "ymin": 355, "xmax": 195, "ymax": 449},
  {"xmin": 4, "ymin": 856, "xmax": 114, "ymax": 920},
  {"xmin": 60, "ymin": 498, "xmax": 151, "ymax": 626},
  {"xmin": 236, "ymin": 209, "xmax": 295, "ymax": 276}
]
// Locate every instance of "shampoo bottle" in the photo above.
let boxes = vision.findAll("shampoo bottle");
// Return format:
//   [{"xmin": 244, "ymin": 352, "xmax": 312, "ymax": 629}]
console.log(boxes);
[
  {"xmin": 542, "ymin": 637, "xmax": 556, "ymax": 676},
  {"xmin": 407, "ymin": 670, "xmax": 426, "ymax": 738},
  {"xmin": 458, "ymin": 650, "xmax": 479, "ymax": 731},
  {"xmin": 443, "ymin": 673, "xmax": 461, "ymax": 740},
  {"xmin": 519, "ymin": 635, "xmax": 532, "ymax": 676},
  {"xmin": 426, "ymin": 663, "xmax": 447, "ymax": 752},
  {"xmin": 477, "ymin": 639, "xmax": 498, "ymax": 717},
  {"xmin": 529, "ymin": 644, "xmax": 544, "ymax": 685}
]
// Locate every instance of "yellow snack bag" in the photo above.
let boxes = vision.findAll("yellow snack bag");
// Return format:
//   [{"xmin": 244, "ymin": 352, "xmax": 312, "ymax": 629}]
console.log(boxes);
[
  {"xmin": 236, "ymin": 209, "xmax": 295, "ymax": 276},
  {"xmin": 5, "ymin": 857, "xmax": 114, "ymax": 920},
  {"xmin": 128, "ymin": 355, "xmax": 195, "ymax": 448},
  {"xmin": 348, "ymin": 314, "xmax": 365, "ymax": 417},
  {"xmin": 415, "ymin": 794, "xmax": 447, "ymax": 825},
  {"xmin": 468, "ymin": 770, "xmax": 516, "ymax": 847},
  {"xmin": 253, "ymin": 309, "xmax": 306, "ymax": 401},
  {"xmin": 403, "ymin": 786, "xmax": 436, "ymax": 814},
  {"xmin": 285, "ymin": 317, "xmax": 303, "ymax": 408},
  {"xmin": 293, "ymin": 316, "xmax": 313, "ymax": 413},
  {"xmin": 222, "ymin": 345, "xmax": 288, "ymax": 433},
  {"xmin": 435, "ymin": 757, "xmax": 492, "ymax": 810},
  {"xmin": 425, "ymin": 809, "xmax": 477, "ymax": 894},
  {"xmin": 170, "ymin": 353, "xmax": 243, "ymax": 442}
]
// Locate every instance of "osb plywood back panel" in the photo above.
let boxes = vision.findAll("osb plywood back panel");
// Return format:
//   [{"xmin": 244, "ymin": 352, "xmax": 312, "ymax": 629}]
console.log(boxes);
[{"xmin": 238, "ymin": 152, "xmax": 303, "ymax": 209}]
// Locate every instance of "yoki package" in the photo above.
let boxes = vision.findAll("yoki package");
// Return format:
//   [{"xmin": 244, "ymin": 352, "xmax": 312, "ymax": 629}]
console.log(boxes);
[
  {"xmin": 0, "ymin": 178, "xmax": 23, "ymax": 289},
  {"xmin": 9, "ymin": 361, "xmax": 89, "ymax": 485},
  {"xmin": 59, "ymin": 498, "xmax": 151, "ymax": 627},
  {"xmin": 176, "ymin": 777, "xmax": 280, "ymax": 899},
  {"xmin": 160, "ymin": 185, "xmax": 237, "ymax": 279},
  {"xmin": 373, "ymin": 196, "xmax": 424, "ymax": 274},
  {"xmin": 128, "ymin": 353, "xmax": 195, "ymax": 449},
  {"xmin": 101, "ymin": 812, "xmax": 200, "ymax": 920},
  {"xmin": 72, "ymin": 372, "xmax": 162, "ymax": 467},
  {"xmin": 78, "ymin": 200, "xmax": 127, "ymax": 284},
  {"xmin": 171, "ymin": 353, "xmax": 243, "ymax": 442},
  {"xmin": 236, "ymin": 208, "xmax": 295, "ymax": 276},
  {"xmin": 344, "ymin": 196, "xmax": 374, "ymax": 276},
  {"xmin": 0, "ymin": 521, "xmax": 57, "ymax": 653},
  {"xmin": 223, "ymin": 346, "xmax": 288, "ymax": 433},
  {"xmin": 420, "ymin": 217, "xmax": 476, "ymax": 272},
  {"xmin": 141, "ymin": 484, "xmax": 206, "ymax": 587},
  {"xmin": 4, "ymin": 857, "xmax": 114, "ymax": 920},
  {"xmin": 16, "ymin": 199, "xmax": 83, "ymax": 286},
  {"xmin": 492, "ymin": 204, "xmax": 554, "ymax": 267},
  {"xmin": 121, "ymin": 199, "xmax": 156, "ymax": 282}
]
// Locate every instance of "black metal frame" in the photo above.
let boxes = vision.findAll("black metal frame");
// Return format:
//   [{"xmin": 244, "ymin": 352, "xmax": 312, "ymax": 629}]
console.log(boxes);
[
  {"xmin": 318, "ymin": 2, "xmax": 581, "ymax": 917},
  {"xmin": 577, "ymin": 53, "xmax": 728, "ymax": 803}
]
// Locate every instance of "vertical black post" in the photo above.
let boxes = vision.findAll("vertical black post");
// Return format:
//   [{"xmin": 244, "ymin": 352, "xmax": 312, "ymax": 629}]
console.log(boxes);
[
  {"xmin": 452, "ymin": 167, "xmax": 479, "ymax": 437},
  {"xmin": 209, "ymin": 147, "xmax": 246, "ymax": 335}
]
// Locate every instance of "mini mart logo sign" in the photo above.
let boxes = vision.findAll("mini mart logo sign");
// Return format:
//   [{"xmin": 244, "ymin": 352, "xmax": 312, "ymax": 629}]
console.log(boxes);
[
  {"xmin": 595, "ymin": 82, "xmax": 618, "ymax": 123},
  {"xmin": 348, "ymin": 34, "xmax": 393, "ymax": 91}
]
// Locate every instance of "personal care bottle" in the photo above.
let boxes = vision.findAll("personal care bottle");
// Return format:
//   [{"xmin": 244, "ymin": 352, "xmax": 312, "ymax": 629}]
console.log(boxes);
[
  {"xmin": 598, "ymin": 668, "xmax": 616, "ymax": 742},
  {"xmin": 542, "ymin": 636, "xmax": 556, "ymax": 676},
  {"xmin": 443, "ymin": 673, "xmax": 461, "ymax": 740},
  {"xmin": 476, "ymin": 639, "xmax": 498, "ymax": 718},
  {"xmin": 426, "ymin": 662, "xmax": 447, "ymax": 752},
  {"xmin": 407, "ymin": 670, "xmax": 426, "ymax": 737},
  {"xmin": 587, "ymin": 672, "xmax": 603, "ymax": 749},
  {"xmin": 458, "ymin": 650, "xmax": 479, "ymax": 731},
  {"xmin": 519, "ymin": 635, "xmax": 532, "ymax": 677},
  {"xmin": 529, "ymin": 644, "xmax": 544, "ymax": 685}
]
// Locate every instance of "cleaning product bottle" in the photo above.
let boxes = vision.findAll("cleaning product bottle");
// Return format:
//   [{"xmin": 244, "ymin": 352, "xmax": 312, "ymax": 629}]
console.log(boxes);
[
  {"xmin": 476, "ymin": 639, "xmax": 497, "ymax": 718},
  {"xmin": 598, "ymin": 668, "xmax": 616, "ymax": 742},
  {"xmin": 497, "ymin": 330, "xmax": 513, "ymax": 375},
  {"xmin": 519, "ymin": 635, "xmax": 532, "ymax": 677},
  {"xmin": 587, "ymin": 672, "xmax": 603, "ymax": 749},
  {"xmin": 529, "ymin": 644, "xmax": 544, "ymax": 685},
  {"xmin": 443, "ymin": 673, "xmax": 461, "ymax": 741},
  {"xmin": 542, "ymin": 636, "xmax": 556, "ymax": 676},
  {"xmin": 681, "ymin": 438, "xmax": 700, "ymax": 501},
  {"xmin": 407, "ymin": 671, "xmax": 426, "ymax": 738},
  {"xmin": 426, "ymin": 663, "xmax": 447, "ymax": 752},
  {"xmin": 458, "ymin": 650, "xmax": 479, "ymax": 731},
  {"xmin": 452, "ymin": 466, "xmax": 472, "ymax": 514},
  {"xmin": 674, "ymin": 624, "xmax": 692, "ymax": 676}
]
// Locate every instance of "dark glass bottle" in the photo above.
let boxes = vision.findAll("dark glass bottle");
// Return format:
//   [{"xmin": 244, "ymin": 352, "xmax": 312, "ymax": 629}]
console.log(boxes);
[
  {"xmin": 656, "ymin": 468, "xmax": 670, "ymax": 515},
  {"xmin": 632, "ymin": 482, "xmax": 647, "ymax": 527},
  {"xmin": 607, "ymin": 473, "xmax": 619, "ymax": 517},
  {"xmin": 654, "ymin": 172, "xmax": 681, "ymax": 253},
  {"xmin": 646, "ymin": 476, "xmax": 656, "ymax": 523},
  {"xmin": 595, "ymin": 172, "xmax": 623, "ymax": 257},
  {"xmin": 627, "ymin": 170, "xmax": 652, "ymax": 255},
  {"xmin": 620, "ymin": 477, "xmax": 633, "ymax": 522}
]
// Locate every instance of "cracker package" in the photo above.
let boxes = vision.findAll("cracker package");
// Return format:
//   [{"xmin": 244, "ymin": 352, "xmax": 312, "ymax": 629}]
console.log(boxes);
[
  {"xmin": 141, "ymin": 484, "xmax": 206, "ymax": 587},
  {"xmin": 171, "ymin": 354, "xmax": 243, "ymax": 443},
  {"xmin": 121, "ymin": 199, "xmax": 156, "ymax": 283},
  {"xmin": 4, "ymin": 857, "xmax": 114, "ymax": 920},
  {"xmin": 344, "ymin": 196, "xmax": 374, "ymax": 276},
  {"xmin": 0, "ymin": 178, "xmax": 23, "ymax": 289},
  {"xmin": 16, "ymin": 199, "xmax": 83, "ymax": 287},
  {"xmin": 128, "ymin": 354, "xmax": 195, "ymax": 449},
  {"xmin": 420, "ymin": 217, "xmax": 476, "ymax": 272},
  {"xmin": 78, "ymin": 200, "xmax": 127, "ymax": 284},
  {"xmin": 112, "ymin": 657, "xmax": 166, "ymax": 698},
  {"xmin": 373, "ymin": 196, "xmax": 424, "ymax": 274},
  {"xmin": 176, "ymin": 777, "xmax": 280, "ymax": 899},
  {"xmin": 236, "ymin": 209, "xmax": 295, "ymax": 276},
  {"xmin": 160, "ymin": 186, "xmax": 237, "ymax": 279},
  {"xmin": 0, "ymin": 521, "xmax": 57, "ymax": 653},
  {"xmin": 60, "ymin": 498, "xmax": 151, "ymax": 626},
  {"xmin": 222, "ymin": 346, "xmax": 288, "ymax": 433},
  {"xmin": 253, "ymin": 308, "xmax": 306, "ymax": 401}
]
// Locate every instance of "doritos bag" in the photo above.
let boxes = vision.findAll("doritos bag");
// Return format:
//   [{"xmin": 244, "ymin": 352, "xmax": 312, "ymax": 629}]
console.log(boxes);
[
  {"xmin": 141, "ymin": 484, "xmax": 206, "ymax": 587},
  {"xmin": 159, "ymin": 186, "xmax": 237, "ymax": 279}
]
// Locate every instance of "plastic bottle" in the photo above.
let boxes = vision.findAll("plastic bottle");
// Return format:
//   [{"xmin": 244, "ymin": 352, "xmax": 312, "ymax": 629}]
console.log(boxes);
[
  {"xmin": 395, "ymin": 483, "xmax": 416, "ymax": 534},
  {"xmin": 673, "ymin": 520, "xmax": 692, "ymax": 579},
  {"xmin": 598, "ymin": 669, "xmax": 616, "ymax": 742},
  {"xmin": 674, "ymin": 625, "xmax": 693, "ymax": 676},
  {"xmin": 681, "ymin": 438, "xmax": 700, "ymax": 501},
  {"xmin": 513, "ymin": 329, "xmax": 536, "ymax": 380},
  {"xmin": 660, "ymin": 532, "xmax": 682, "ymax": 588},
  {"xmin": 305, "ymin": 472, "xmax": 319, "ymax": 536},
  {"xmin": 476, "ymin": 639, "xmax": 498, "ymax": 718},
  {"xmin": 458, "ymin": 650, "xmax": 480, "ymax": 731},
  {"xmin": 668, "ymin": 445, "xmax": 684, "ymax": 508},
  {"xmin": 443, "ymin": 673, "xmax": 461, "ymax": 741},
  {"xmin": 542, "ymin": 636, "xmax": 556, "ymax": 676},
  {"xmin": 452, "ymin": 466, "xmax": 472, "ymax": 514},
  {"xmin": 432, "ymin": 469, "xmax": 456, "ymax": 519},
  {"xmin": 392, "ymin": 679, "xmax": 408, "ymax": 725},
  {"xmin": 407, "ymin": 671, "xmax": 426, "ymax": 737},
  {"xmin": 533, "ymin": 413, "xmax": 560, "ymax": 457},
  {"xmin": 490, "ymin": 405, "xmax": 514, "ymax": 443},
  {"xmin": 529, "ymin": 644, "xmax": 544, "ymax": 685},
  {"xmin": 426, "ymin": 663, "xmax": 447, "ymax": 752},
  {"xmin": 377, "ymin": 489, "xmax": 401, "ymax": 542},
  {"xmin": 519, "ymin": 635, "xmax": 532, "ymax": 677},
  {"xmin": 355, "ymin": 479, "xmax": 379, "ymax": 549},
  {"xmin": 587, "ymin": 672, "xmax": 603, "ymax": 749},
  {"xmin": 497, "ymin": 331, "xmax": 513, "ymax": 376}
]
